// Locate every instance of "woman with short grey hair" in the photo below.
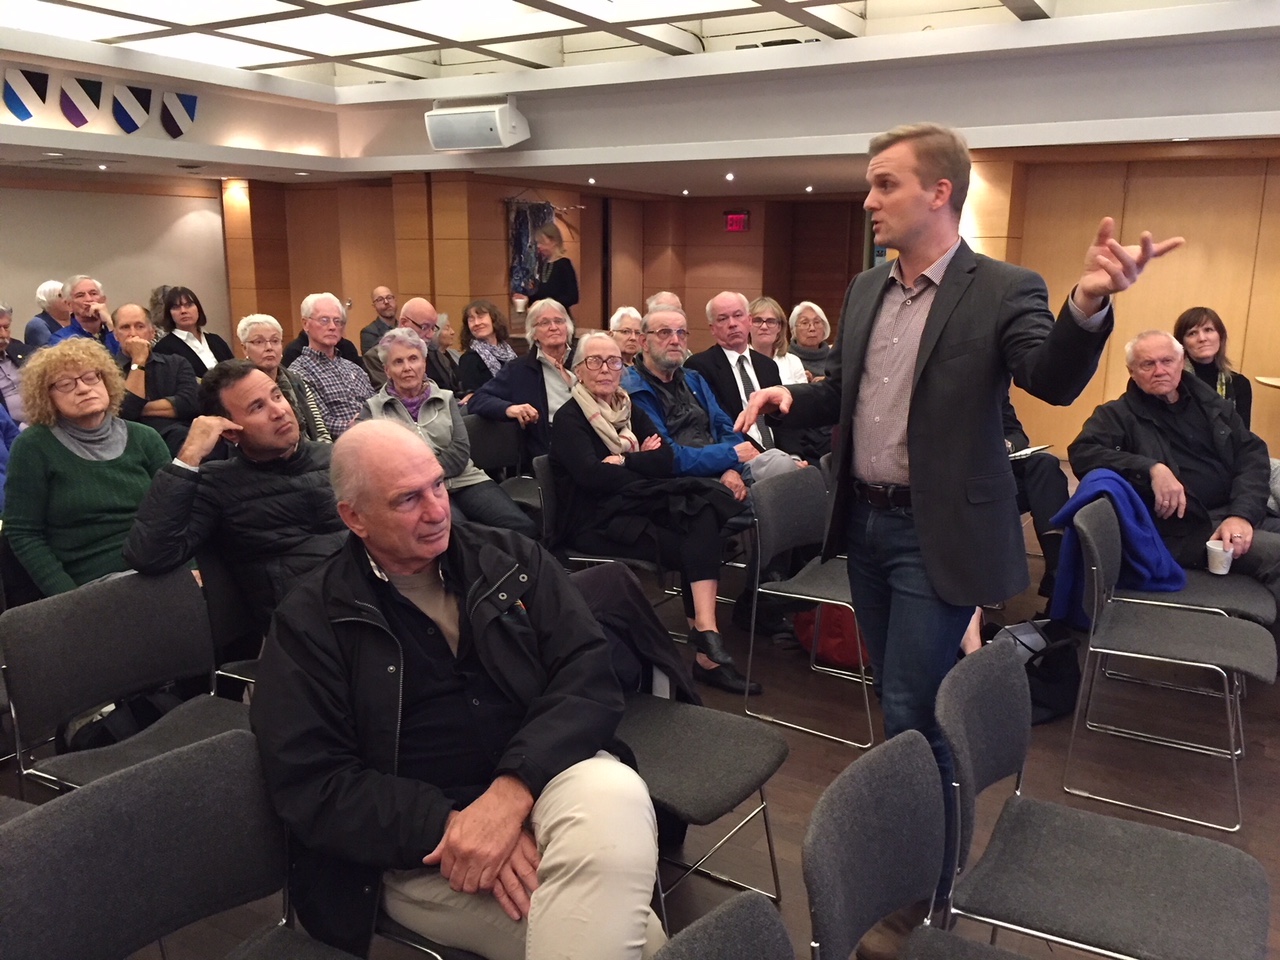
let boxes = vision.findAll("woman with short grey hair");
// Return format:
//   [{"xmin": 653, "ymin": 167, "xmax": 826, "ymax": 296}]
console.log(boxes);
[
  {"xmin": 237, "ymin": 313, "xmax": 330, "ymax": 442},
  {"xmin": 357, "ymin": 326, "xmax": 537, "ymax": 538}
]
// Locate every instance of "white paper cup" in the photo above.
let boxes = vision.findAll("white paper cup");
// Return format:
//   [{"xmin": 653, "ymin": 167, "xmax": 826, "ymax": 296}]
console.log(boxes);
[
  {"xmin": 1206, "ymin": 539, "xmax": 1233, "ymax": 575},
  {"xmin": 512, "ymin": 294, "xmax": 528, "ymax": 313}
]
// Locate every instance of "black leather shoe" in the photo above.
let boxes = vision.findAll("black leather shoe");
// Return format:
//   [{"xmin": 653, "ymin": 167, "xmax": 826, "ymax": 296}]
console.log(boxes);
[
  {"xmin": 693, "ymin": 661, "xmax": 763, "ymax": 696},
  {"xmin": 688, "ymin": 628, "xmax": 734, "ymax": 666}
]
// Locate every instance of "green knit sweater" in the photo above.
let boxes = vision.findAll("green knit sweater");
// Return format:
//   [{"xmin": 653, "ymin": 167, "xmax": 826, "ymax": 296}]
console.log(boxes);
[{"xmin": 4, "ymin": 421, "xmax": 171, "ymax": 595}]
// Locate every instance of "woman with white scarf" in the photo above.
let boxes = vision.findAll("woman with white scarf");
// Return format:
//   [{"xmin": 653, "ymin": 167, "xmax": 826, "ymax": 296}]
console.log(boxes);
[{"xmin": 549, "ymin": 332, "xmax": 760, "ymax": 696}]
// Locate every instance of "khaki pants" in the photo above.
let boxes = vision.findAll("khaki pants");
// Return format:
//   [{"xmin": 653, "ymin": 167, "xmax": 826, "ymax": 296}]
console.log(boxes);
[{"xmin": 383, "ymin": 753, "xmax": 666, "ymax": 960}]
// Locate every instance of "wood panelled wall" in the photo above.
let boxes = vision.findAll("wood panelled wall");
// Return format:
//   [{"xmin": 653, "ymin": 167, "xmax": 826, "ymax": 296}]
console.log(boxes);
[{"xmin": 1008, "ymin": 156, "xmax": 1280, "ymax": 458}]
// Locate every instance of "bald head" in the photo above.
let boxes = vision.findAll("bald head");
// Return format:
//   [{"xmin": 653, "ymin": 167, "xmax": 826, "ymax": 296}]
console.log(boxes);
[{"xmin": 399, "ymin": 298, "xmax": 440, "ymax": 344}]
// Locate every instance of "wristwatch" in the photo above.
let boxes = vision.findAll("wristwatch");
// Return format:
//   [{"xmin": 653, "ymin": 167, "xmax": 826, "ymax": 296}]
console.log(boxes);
[{"xmin": 130, "ymin": 363, "xmax": 145, "ymax": 372}]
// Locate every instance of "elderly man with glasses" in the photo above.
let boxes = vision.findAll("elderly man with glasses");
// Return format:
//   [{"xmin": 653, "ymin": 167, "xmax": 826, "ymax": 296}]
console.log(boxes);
[{"xmin": 287, "ymin": 292, "xmax": 375, "ymax": 439}]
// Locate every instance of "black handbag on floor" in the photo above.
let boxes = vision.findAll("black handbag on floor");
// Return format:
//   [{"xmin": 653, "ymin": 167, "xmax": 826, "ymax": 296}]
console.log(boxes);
[{"xmin": 993, "ymin": 619, "xmax": 1081, "ymax": 725}]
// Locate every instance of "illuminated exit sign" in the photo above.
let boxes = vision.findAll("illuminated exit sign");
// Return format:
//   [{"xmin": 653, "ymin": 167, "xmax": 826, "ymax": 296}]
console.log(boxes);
[{"xmin": 724, "ymin": 210, "xmax": 750, "ymax": 232}]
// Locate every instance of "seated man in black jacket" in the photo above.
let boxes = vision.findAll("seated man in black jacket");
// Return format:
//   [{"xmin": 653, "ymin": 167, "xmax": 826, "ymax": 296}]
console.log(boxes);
[
  {"xmin": 1002, "ymin": 383, "xmax": 1070, "ymax": 599},
  {"xmin": 251, "ymin": 420, "xmax": 665, "ymax": 959},
  {"xmin": 1069, "ymin": 330, "xmax": 1280, "ymax": 610},
  {"xmin": 124, "ymin": 359, "xmax": 348, "ymax": 636},
  {"xmin": 113, "ymin": 303, "xmax": 199, "ymax": 456}
]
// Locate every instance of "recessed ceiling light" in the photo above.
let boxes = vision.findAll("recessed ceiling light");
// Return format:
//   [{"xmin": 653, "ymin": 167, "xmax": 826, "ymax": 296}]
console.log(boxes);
[
  {"xmin": 220, "ymin": 177, "xmax": 229, "ymax": 181},
  {"xmin": 97, "ymin": 164, "xmax": 108, "ymax": 171},
  {"xmin": 587, "ymin": 177, "xmax": 596, "ymax": 185},
  {"xmin": 43, "ymin": 151, "xmax": 63, "ymax": 157},
  {"xmin": 805, "ymin": 185, "xmax": 814, "ymax": 193},
  {"xmin": 1172, "ymin": 137, "xmax": 1190, "ymax": 142},
  {"xmin": 725, "ymin": 173, "xmax": 734, "ymax": 181},
  {"xmin": 295, "ymin": 171, "xmax": 310, "ymax": 176},
  {"xmin": 682, "ymin": 189, "xmax": 689, "ymax": 196}
]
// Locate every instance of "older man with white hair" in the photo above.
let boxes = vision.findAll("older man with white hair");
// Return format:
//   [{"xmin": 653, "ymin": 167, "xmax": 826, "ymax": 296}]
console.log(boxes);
[
  {"xmin": 26, "ymin": 279, "xmax": 73, "ymax": 348},
  {"xmin": 288, "ymin": 292, "xmax": 374, "ymax": 438},
  {"xmin": 49, "ymin": 274, "xmax": 119, "ymax": 354},
  {"xmin": 1070, "ymin": 330, "xmax": 1280, "ymax": 609}
]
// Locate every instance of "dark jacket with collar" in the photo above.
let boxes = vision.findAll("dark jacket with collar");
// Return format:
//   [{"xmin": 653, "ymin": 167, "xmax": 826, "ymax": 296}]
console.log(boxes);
[
  {"xmin": 116, "ymin": 351, "xmax": 199, "ymax": 455},
  {"xmin": 151, "ymin": 330, "xmax": 235, "ymax": 379},
  {"xmin": 123, "ymin": 440, "xmax": 346, "ymax": 632},
  {"xmin": 249, "ymin": 524, "xmax": 623, "ymax": 956},
  {"xmin": 0, "ymin": 341, "xmax": 30, "ymax": 417},
  {"xmin": 1068, "ymin": 374, "xmax": 1269, "ymax": 565},
  {"xmin": 466, "ymin": 347, "xmax": 555, "ymax": 458},
  {"xmin": 684, "ymin": 345, "xmax": 782, "ymax": 420},
  {"xmin": 784, "ymin": 240, "xmax": 1112, "ymax": 606}
]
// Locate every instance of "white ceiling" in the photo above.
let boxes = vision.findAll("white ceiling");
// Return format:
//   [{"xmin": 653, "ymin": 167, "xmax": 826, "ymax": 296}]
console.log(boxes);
[{"xmin": 7, "ymin": 0, "xmax": 1227, "ymax": 86}]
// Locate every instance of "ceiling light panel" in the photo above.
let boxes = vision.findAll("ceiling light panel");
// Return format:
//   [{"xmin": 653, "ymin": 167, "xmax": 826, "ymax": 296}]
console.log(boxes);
[
  {"xmin": 119, "ymin": 33, "xmax": 309, "ymax": 67},
  {"xmin": 74, "ymin": 0, "xmax": 299, "ymax": 26},
  {"xmin": 359, "ymin": 0, "xmax": 579, "ymax": 43},
  {"xmin": 5, "ymin": 0, "xmax": 158, "ymax": 39},
  {"xmin": 224, "ymin": 14, "xmax": 426, "ymax": 57},
  {"xmin": 549, "ymin": 0, "xmax": 754, "ymax": 23}
]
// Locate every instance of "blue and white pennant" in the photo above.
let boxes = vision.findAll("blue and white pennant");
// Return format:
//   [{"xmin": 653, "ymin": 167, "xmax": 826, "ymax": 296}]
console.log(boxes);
[
  {"xmin": 60, "ymin": 76, "xmax": 102, "ymax": 128},
  {"xmin": 112, "ymin": 84, "xmax": 152, "ymax": 134},
  {"xmin": 3, "ymin": 68, "xmax": 48, "ymax": 122},
  {"xmin": 160, "ymin": 91, "xmax": 197, "ymax": 139}
]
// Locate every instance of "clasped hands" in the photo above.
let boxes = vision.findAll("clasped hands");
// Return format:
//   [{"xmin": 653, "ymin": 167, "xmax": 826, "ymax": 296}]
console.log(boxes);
[{"xmin": 423, "ymin": 774, "xmax": 540, "ymax": 922}]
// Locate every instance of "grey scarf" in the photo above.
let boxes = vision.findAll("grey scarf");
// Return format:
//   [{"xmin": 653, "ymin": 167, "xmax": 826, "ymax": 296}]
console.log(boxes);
[{"xmin": 52, "ymin": 414, "xmax": 128, "ymax": 460}]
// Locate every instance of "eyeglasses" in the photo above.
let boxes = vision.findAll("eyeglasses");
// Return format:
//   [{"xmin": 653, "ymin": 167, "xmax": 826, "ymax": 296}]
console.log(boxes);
[
  {"xmin": 534, "ymin": 316, "xmax": 568, "ymax": 328},
  {"xmin": 373, "ymin": 295, "xmax": 396, "ymax": 304},
  {"xmin": 795, "ymin": 317, "xmax": 825, "ymax": 328},
  {"xmin": 246, "ymin": 337, "xmax": 283, "ymax": 348},
  {"xmin": 750, "ymin": 317, "xmax": 781, "ymax": 329},
  {"xmin": 311, "ymin": 316, "xmax": 346, "ymax": 327},
  {"xmin": 50, "ymin": 370, "xmax": 103, "ymax": 393},
  {"xmin": 405, "ymin": 320, "xmax": 439, "ymax": 335},
  {"xmin": 582, "ymin": 355, "xmax": 625, "ymax": 371},
  {"xmin": 648, "ymin": 328, "xmax": 688, "ymax": 341}
]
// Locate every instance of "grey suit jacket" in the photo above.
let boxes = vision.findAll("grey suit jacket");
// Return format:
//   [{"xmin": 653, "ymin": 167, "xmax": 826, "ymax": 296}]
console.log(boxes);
[{"xmin": 786, "ymin": 241, "xmax": 1112, "ymax": 606}]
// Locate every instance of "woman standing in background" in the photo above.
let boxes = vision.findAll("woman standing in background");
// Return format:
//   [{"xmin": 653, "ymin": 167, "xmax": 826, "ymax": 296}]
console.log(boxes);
[{"xmin": 529, "ymin": 222, "xmax": 579, "ymax": 316}]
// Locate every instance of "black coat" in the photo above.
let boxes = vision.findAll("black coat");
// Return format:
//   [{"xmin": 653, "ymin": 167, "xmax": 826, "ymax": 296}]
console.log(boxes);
[
  {"xmin": 250, "ymin": 525, "xmax": 623, "ymax": 956},
  {"xmin": 117, "ymin": 352, "xmax": 199, "ymax": 456},
  {"xmin": 457, "ymin": 348, "xmax": 506, "ymax": 395},
  {"xmin": 123, "ymin": 440, "xmax": 346, "ymax": 632},
  {"xmin": 1068, "ymin": 375, "xmax": 1269, "ymax": 565},
  {"xmin": 467, "ymin": 349, "xmax": 554, "ymax": 458},
  {"xmin": 683, "ymin": 345, "xmax": 815, "ymax": 456},
  {"xmin": 152, "ymin": 330, "xmax": 235, "ymax": 379}
]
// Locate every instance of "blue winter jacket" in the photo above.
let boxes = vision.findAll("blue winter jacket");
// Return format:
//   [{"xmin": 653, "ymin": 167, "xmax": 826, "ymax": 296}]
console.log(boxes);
[{"xmin": 622, "ymin": 364, "xmax": 745, "ymax": 478}]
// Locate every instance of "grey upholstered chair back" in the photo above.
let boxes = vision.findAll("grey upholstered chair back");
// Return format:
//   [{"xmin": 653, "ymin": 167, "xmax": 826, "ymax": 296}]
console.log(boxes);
[
  {"xmin": 750, "ymin": 465, "xmax": 829, "ymax": 567},
  {"xmin": 0, "ymin": 729, "xmax": 284, "ymax": 960},
  {"xmin": 802, "ymin": 731, "xmax": 945, "ymax": 960},
  {"xmin": 652, "ymin": 891, "xmax": 792, "ymax": 960},
  {"xmin": 1072, "ymin": 497, "xmax": 1123, "ymax": 623},
  {"xmin": 934, "ymin": 641, "xmax": 1032, "ymax": 872},
  {"xmin": 0, "ymin": 567, "xmax": 216, "ymax": 747},
  {"xmin": 532, "ymin": 454, "xmax": 556, "ymax": 541}
]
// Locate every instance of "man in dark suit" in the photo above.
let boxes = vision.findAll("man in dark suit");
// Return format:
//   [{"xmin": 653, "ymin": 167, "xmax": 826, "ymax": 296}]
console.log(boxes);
[
  {"xmin": 684, "ymin": 291, "xmax": 784, "ymax": 453},
  {"xmin": 737, "ymin": 121, "xmax": 1181, "ymax": 782},
  {"xmin": 113, "ymin": 303, "xmax": 199, "ymax": 456}
]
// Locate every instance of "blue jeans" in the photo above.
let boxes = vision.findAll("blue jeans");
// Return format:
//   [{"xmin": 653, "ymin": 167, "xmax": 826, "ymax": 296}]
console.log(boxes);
[{"xmin": 845, "ymin": 500, "xmax": 973, "ymax": 780}]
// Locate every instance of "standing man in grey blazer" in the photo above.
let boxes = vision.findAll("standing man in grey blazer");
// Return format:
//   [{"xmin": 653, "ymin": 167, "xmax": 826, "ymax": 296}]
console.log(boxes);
[{"xmin": 736, "ymin": 123, "xmax": 1182, "ymax": 779}]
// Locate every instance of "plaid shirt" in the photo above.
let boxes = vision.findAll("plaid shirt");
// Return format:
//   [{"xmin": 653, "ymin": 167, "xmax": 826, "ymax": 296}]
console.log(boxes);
[{"xmin": 289, "ymin": 347, "xmax": 374, "ymax": 438}]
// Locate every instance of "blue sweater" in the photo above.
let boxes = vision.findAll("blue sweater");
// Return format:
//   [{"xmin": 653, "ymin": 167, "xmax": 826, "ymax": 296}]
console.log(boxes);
[
  {"xmin": 1049, "ymin": 468, "xmax": 1186, "ymax": 628},
  {"xmin": 622, "ymin": 364, "xmax": 745, "ymax": 478}
]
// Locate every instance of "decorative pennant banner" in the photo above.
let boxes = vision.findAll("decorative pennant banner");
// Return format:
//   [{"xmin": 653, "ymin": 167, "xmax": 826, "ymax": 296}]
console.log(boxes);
[
  {"xmin": 160, "ymin": 91, "xmax": 197, "ymax": 139},
  {"xmin": 60, "ymin": 76, "xmax": 102, "ymax": 128},
  {"xmin": 112, "ymin": 84, "xmax": 152, "ymax": 134},
  {"xmin": 3, "ymin": 68, "xmax": 48, "ymax": 122}
]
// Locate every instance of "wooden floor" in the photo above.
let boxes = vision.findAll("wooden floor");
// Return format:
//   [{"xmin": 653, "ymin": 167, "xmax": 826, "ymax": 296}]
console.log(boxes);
[{"xmin": 7, "ymin": 549, "xmax": 1279, "ymax": 960}]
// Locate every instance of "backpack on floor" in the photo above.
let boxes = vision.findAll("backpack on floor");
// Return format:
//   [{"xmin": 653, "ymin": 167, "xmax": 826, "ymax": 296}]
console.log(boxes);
[{"xmin": 991, "ymin": 619, "xmax": 1081, "ymax": 725}]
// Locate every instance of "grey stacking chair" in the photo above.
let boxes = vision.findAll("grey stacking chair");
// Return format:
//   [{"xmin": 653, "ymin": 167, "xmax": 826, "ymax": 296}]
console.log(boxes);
[
  {"xmin": 1065, "ymin": 497, "xmax": 1276, "ymax": 830},
  {"xmin": 616, "ymin": 692, "xmax": 789, "ymax": 931},
  {"xmin": 375, "ymin": 912, "xmax": 487, "ymax": 960},
  {"xmin": 463, "ymin": 413, "xmax": 540, "ymax": 513},
  {"xmin": 935, "ymin": 641, "xmax": 1270, "ymax": 960},
  {"xmin": 804, "ymin": 729, "xmax": 1022, "ymax": 960},
  {"xmin": 0, "ymin": 729, "xmax": 353, "ymax": 960},
  {"xmin": 0, "ymin": 567, "xmax": 249, "ymax": 799},
  {"xmin": 652, "ymin": 891, "xmax": 792, "ymax": 960},
  {"xmin": 742, "ymin": 465, "xmax": 874, "ymax": 748},
  {"xmin": 0, "ymin": 795, "xmax": 34, "ymax": 826},
  {"xmin": 532, "ymin": 454, "xmax": 659, "ymax": 570}
]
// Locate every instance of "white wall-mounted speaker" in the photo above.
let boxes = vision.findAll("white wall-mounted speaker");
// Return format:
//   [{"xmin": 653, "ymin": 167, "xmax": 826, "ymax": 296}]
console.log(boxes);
[{"xmin": 425, "ymin": 97, "xmax": 530, "ymax": 151}]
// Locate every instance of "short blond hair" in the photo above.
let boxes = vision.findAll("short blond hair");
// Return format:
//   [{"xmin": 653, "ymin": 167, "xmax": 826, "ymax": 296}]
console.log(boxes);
[
  {"xmin": 21, "ymin": 339, "xmax": 125, "ymax": 427},
  {"xmin": 869, "ymin": 122, "xmax": 971, "ymax": 215}
]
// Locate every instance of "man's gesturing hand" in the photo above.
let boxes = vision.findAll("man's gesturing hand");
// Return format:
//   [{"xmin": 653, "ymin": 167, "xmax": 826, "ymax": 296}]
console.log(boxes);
[
  {"xmin": 733, "ymin": 385, "xmax": 792, "ymax": 435},
  {"xmin": 1072, "ymin": 217, "xmax": 1185, "ymax": 314},
  {"xmin": 423, "ymin": 775, "xmax": 534, "ymax": 898}
]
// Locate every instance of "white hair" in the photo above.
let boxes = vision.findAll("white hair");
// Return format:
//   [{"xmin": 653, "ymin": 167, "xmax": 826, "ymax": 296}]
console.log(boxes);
[
  {"xmin": 1125, "ymin": 330, "xmax": 1184, "ymax": 369},
  {"xmin": 640, "ymin": 306, "xmax": 687, "ymax": 334},
  {"xmin": 705, "ymin": 291, "xmax": 748, "ymax": 324},
  {"xmin": 0, "ymin": 303, "xmax": 11, "ymax": 318},
  {"xmin": 376, "ymin": 325, "xmax": 428, "ymax": 363},
  {"xmin": 61, "ymin": 274, "xmax": 102, "ymax": 299},
  {"xmin": 36, "ymin": 279, "xmax": 64, "ymax": 309},
  {"xmin": 525, "ymin": 298, "xmax": 575, "ymax": 346},
  {"xmin": 645, "ymin": 291, "xmax": 681, "ymax": 312},
  {"xmin": 609, "ymin": 306, "xmax": 642, "ymax": 331},
  {"xmin": 570, "ymin": 331, "xmax": 621, "ymax": 368},
  {"xmin": 300, "ymin": 292, "xmax": 345, "ymax": 321},
  {"xmin": 237, "ymin": 313, "xmax": 283, "ymax": 343},
  {"xmin": 789, "ymin": 301, "xmax": 831, "ymax": 340}
]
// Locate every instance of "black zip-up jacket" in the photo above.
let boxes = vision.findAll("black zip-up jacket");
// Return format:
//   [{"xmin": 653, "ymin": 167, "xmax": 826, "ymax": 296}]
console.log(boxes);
[
  {"xmin": 1068, "ymin": 374, "xmax": 1269, "ymax": 565},
  {"xmin": 250, "ymin": 523, "xmax": 624, "ymax": 956}
]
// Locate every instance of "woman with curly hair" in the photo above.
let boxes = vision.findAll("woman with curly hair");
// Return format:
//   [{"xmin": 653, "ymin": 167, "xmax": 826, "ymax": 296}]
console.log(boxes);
[{"xmin": 3, "ymin": 339, "xmax": 169, "ymax": 596}]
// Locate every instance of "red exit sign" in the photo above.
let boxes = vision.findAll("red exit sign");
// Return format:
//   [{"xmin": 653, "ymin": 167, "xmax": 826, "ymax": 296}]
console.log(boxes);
[{"xmin": 724, "ymin": 210, "xmax": 750, "ymax": 232}]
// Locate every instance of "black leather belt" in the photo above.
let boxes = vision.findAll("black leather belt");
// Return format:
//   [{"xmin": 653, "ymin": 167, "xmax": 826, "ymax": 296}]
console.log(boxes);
[{"xmin": 854, "ymin": 482, "xmax": 911, "ymax": 509}]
